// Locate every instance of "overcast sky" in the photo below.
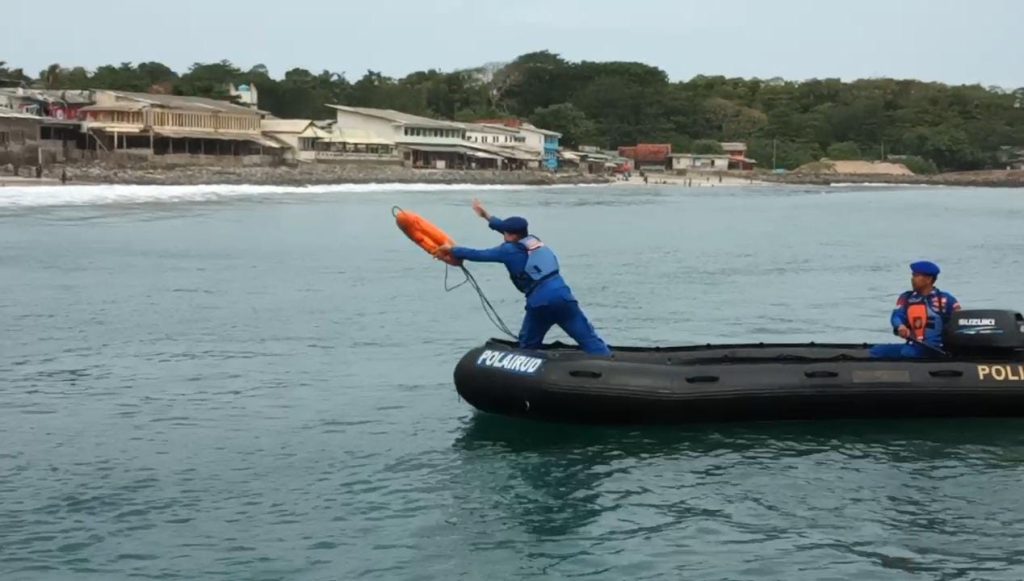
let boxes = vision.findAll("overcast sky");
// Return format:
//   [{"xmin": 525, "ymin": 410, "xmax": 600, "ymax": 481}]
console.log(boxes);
[{"xmin": 4, "ymin": 0, "xmax": 1022, "ymax": 88}]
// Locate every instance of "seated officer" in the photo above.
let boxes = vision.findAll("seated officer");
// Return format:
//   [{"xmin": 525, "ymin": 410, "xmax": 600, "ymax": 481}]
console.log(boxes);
[{"xmin": 868, "ymin": 260, "xmax": 961, "ymax": 359}]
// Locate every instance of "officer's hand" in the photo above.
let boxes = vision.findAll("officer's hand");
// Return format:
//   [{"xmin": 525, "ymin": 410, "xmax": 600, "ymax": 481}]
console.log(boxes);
[
  {"xmin": 897, "ymin": 325, "xmax": 911, "ymax": 339},
  {"xmin": 472, "ymin": 198, "xmax": 489, "ymax": 219},
  {"xmin": 432, "ymin": 243, "xmax": 452, "ymax": 258}
]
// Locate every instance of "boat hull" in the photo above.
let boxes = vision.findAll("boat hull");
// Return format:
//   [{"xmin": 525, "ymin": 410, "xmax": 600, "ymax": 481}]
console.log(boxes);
[{"xmin": 453, "ymin": 340, "xmax": 1024, "ymax": 424}]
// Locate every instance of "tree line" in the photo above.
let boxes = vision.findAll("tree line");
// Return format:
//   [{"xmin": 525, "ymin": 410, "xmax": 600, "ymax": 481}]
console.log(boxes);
[{"xmin": 3, "ymin": 52, "xmax": 1024, "ymax": 171}]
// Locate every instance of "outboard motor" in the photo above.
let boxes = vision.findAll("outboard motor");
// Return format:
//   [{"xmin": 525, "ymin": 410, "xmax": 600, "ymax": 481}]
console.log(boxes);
[{"xmin": 944, "ymin": 309, "xmax": 1024, "ymax": 359}]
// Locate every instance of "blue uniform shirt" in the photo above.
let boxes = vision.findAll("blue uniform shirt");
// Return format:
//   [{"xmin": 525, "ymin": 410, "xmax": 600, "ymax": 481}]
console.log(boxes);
[
  {"xmin": 450, "ymin": 219, "xmax": 576, "ymax": 309},
  {"xmin": 890, "ymin": 289, "xmax": 960, "ymax": 345}
]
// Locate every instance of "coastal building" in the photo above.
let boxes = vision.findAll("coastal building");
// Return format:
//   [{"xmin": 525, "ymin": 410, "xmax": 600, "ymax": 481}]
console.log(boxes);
[
  {"xmin": 327, "ymin": 105, "xmax": 504, "ymax": 169},
  {"xmin": 0, "ymin": 107, "xmax": 42, "ymax": 168},
  {"xmin": 0, "ymin": 88, "xmax": 93, "ymax": 120},
  {"xmin": 541, "ymin": 131, "xmax": 560, "ymax": 170},
  {"xmin": 461, "ymin": 123, "xmax": 518, "ymax": 169},
  {"xmin": 229, "ymin": 83, "xmax": 259, "ymax": 109},
  {"xmin": 620, "ymin": 141, "xmax": 756, "ymax": 172},
  {"xmin": 670, "ymin": 153, "xmax": 732, "ymax": 172},
  {"xmin": 261, "ymin": 119, "xmax": 331, "ymax": 162},
  {"xmin": 475, "ymin": 118, "xmax": 560, "ymax": 170},
  {"xmin": 559, "ymin": 146, "xmax": 630, "ymax": 174},
  {"xmin": 459, "ymin": 122, "xmax": 539, "ymax": 169},
  {"xmin": 0, "ymin": 88, "xmax": 91, "ymax": 163},
  {"xmin": 317, "ymin": 128, "xmax": 399, "ymax": 163},
  {"xmin": 79, "ymin": 90, "xmax": 280, "ymax": 159},
  {"xmin": 300, "ymin": 118, "xmax": 400, "ymax": 163},
  {"xmin": 463, "ymin": 122, "xmax": 522, "ymax": 147},
  {"xmin": 719, "ymin": 142, "xmax": 746, "ymax": 158},
  {"xmin": 719, "ymin": 141, "xmax": 757, "ymax": 170},
  {"xmin": 604, "ymin": 150, "xmax": 634, "ymax": 172},
  {"xmin": 618, "ymin": 143, "xmax": 672, "ymax": 171},
  {"xmin": 38, "ymin": 117, "xmax": 86, "ymax": 164},
  {"xmin": 558, "ymin": 150, "xmax": 581, "ymax": 171}
]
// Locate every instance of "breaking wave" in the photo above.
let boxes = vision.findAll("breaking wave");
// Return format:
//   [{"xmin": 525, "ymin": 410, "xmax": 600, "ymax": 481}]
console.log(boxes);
[{"xmin": 0, "ymin": 182, "xmax": 547, "ymax": 208}]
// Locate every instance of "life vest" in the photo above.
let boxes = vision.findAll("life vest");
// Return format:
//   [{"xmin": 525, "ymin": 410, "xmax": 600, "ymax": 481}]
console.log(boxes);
[
  {"xmin": 510, "ymin": 235, "xmax": 559, "ymax": 294},
  {"xmin": 904, "ymin": 290, "xmax": 951, "ymax": 344}
]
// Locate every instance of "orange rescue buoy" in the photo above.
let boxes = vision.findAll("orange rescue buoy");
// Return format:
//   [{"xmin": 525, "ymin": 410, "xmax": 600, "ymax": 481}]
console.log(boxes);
[{"xmin": 393, "ymin": 206, "xmax": 463, "ymax": 267}]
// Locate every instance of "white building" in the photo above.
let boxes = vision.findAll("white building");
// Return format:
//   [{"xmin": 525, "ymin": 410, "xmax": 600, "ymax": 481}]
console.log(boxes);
[
  {"xmin": 477, "ymin": 121, "xmax": 560, "ymax": 169},
  {"xmin": 327, "ymin": 105, "xmax": 489, "ymax": 168},
  {"xmin": 229, "ymin": 84, "xmax": 259, "ymax": 109},
  {"xmin": 670, "ymin": 153, "xmax": 732, "ymax": 172},
  {"xmin": 460, "ymin": 122, "xmax": 538, "ymax": 168},
  {"xmin": 262, "ymin": 119, "xmax": 331, "ymax": 162},
  {"xmin": 327, "ymin": 105, "xmax": 465, "ymax": 142},
  {"xmin": 518, "ymin": 124, "xmax": 553, "ymax": 155},
  {"xmin": 478, "ymin": 122, "xmax": 545, "ymax": 152},
  {"xmin": 463, "ymin": 122, "xmax": 523, "ymax": 146}
]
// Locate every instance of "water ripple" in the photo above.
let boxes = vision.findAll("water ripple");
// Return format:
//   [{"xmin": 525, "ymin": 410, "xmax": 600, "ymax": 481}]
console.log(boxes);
[{"xmin": 4, "ymin": 185, "xmax": 1024, "ymax": 579}]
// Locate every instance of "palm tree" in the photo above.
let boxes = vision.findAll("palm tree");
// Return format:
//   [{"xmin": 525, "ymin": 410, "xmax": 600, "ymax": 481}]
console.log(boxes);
[{"xmin": 41, "ymin": 63, "xmax": 64, "ymax": 89}]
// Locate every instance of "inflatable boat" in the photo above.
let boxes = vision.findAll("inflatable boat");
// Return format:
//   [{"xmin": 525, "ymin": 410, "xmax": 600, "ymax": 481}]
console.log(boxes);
[{"xmin": 453, "ymin": 309, "xmax": 1024, "ymax": 424}]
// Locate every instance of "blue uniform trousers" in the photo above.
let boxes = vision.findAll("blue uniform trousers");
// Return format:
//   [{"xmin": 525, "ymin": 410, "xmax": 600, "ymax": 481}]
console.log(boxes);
[
  {"xmin": 519, "ymin": 299, "xmax": 611, "ymax": 356},
  {"xmin": 868, "ymin": 342, "xmax": 932, "ymax": 359}
]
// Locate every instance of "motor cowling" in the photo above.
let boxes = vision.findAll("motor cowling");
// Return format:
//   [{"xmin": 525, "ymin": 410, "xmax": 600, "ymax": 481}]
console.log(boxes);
[{"xmin": 944, "ymin": 309, "xmax": 1024, "ymax": 355}]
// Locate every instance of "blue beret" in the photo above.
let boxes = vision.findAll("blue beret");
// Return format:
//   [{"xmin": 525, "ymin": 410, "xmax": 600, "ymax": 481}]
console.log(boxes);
[
  {"xmin": 490, "ymin": 216, "xmax": 529, "ymax": 234},
  {"xmin": 910, "ymin": 260, "xmax": 940, "ymax": 277}
]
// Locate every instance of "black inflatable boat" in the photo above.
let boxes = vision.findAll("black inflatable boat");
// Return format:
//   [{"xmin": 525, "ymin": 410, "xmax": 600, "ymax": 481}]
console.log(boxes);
[{"xmin": 453, "ymin": 309, "xmax": 1024, "ymax": 424}]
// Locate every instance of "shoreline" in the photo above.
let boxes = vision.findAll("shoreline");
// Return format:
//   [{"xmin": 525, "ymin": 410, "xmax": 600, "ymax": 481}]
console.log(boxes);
[
  {"xmin": 761, "ymin": 170, "xmax": 1024, "ymax": 188},
  {"xmin": 0, "ymin": 164, "xmax": 768, "ymax": 189},
  {"xmin": 3, "ymin": 162, "xmax": 613, "ymax": 188},
  {"xmin": 4, "ymin": 163, "xmax": 1023, "ymax": 189}
]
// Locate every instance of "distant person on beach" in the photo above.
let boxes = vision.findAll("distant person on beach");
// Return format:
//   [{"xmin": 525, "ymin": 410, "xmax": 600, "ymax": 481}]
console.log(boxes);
[
  {"xmin": 868, "ymin": 261, "xmax": 961, "ymax": 359},
  {"xmin": 432, "ymin": 199, "xmax": 612, "ymax": 356}
]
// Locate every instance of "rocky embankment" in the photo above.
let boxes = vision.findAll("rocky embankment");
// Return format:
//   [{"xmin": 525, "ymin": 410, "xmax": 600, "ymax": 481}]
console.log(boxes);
[
  {"xmin": 762, "ymin": 170, "xmax": 1024, "ymax": 188},
  {"xmin": 51, "ymin": 161, "xmax": 612, "ymax": 187}
]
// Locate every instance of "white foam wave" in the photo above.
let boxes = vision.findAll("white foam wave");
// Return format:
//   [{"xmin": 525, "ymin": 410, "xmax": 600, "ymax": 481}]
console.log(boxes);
[
  {"xmin": 827, "ymin": 182, "xmax": 934, "ymax": 188},
  {"xmin": 0, "ymin": 182, "xmax": 550, "ymax": 208}
]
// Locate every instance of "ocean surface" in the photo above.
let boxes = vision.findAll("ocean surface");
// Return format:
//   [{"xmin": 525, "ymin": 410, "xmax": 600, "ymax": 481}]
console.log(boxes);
[{"xmin": 2, "ymin": 182, "xmax": 1024, "ymax": 580}]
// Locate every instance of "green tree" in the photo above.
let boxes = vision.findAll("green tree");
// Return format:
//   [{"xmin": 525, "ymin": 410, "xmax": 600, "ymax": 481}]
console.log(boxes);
[
  {"xmin": 174, "ymin": 60, "xmax": 244, "ymax": 100},
  {"xmin": 492, "ymin": 51, "xmax": 573, "ymax": 115},
  {"xmin": 701, "ymin": 97, "xmax": 768, "ymax": 140},
  {"xmin": 902, "ymin": 125, "xmax": 984, "ymax": 170},
  {"xmin": 529, "ymin": 103, "xmax": 598, "ymax": 147},
  {"xmin": 39, "ymin": 64, "xmax": 64, "ymax": 89},
  {"xmin": 690, "ymin": 139, "xmax": 724, "ymax": 154},
  {"xmin": 5, "ymin": 53, "xmax": 1024, "ymax": 172},
  {"xmin": 825, "ymin": 141, "xmax": 862, "ymax": 160},
  {"xmin": 898, "ymin": 155, "xmax": 939, "ymax": 174},
  {"xmin": 90, "ymin": 62, "xmax": 154, "ymax": 91},
  {"xmin": 0, "ymin": 61, "xmax": 30, "ymax": 86},
  {"xmin": 749, "ymin": 139, "xmax": 824, "ymax": 170}
]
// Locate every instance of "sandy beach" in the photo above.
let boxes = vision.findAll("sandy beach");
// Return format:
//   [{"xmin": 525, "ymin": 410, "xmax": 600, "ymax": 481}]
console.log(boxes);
[
  {"xmin": 0, "ymin": 176, "xmax": 63, "ymax": 187},
  {"xmin": 614, "ymin": 172, "xmax": 768, "ymax": 187}
]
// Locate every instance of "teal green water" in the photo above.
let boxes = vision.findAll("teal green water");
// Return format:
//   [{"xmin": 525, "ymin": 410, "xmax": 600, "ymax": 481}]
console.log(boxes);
[{"xmin": 3, "ymin": 184, "xmax": 1024, "ymax": 580}]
